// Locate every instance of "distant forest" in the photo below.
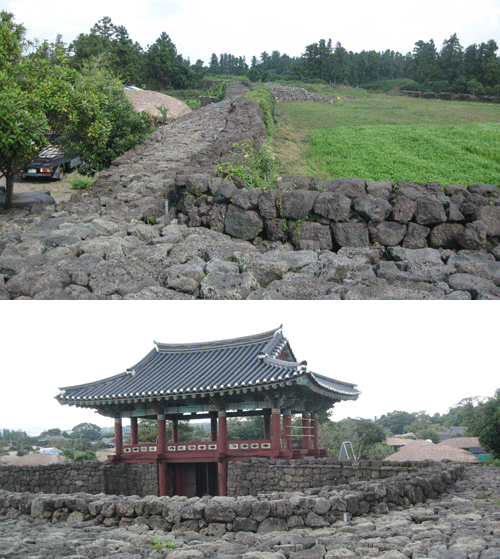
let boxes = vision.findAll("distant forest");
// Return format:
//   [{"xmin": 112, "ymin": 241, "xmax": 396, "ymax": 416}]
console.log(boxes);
[{"xmin": 67, "ymin": 18, "xmax": 500, "ymax": 95}]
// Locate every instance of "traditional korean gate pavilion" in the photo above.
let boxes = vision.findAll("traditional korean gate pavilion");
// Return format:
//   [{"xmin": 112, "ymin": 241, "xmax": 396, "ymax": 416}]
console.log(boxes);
[{"xmin": 56, "ymin": 327, "xmax": 360, "ymax": 497}]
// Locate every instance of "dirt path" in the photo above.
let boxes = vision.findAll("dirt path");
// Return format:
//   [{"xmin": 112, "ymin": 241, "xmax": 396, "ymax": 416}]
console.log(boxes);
[{"xmin": 0, "ymin": 172, "xmax": 80, "ymax": 205}]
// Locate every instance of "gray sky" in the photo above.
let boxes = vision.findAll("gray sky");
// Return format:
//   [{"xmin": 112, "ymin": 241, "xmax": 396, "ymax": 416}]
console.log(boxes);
[
  {"xmin": 1, "ymin": 301, "xmax": 496, "ymax": 434},
  {"xmin": 2, "ymin": 0, "xmax": 499, "ymax": 65}
]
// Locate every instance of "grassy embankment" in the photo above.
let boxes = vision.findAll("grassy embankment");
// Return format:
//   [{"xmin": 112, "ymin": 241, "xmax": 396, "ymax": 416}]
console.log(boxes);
[{"xmin": 272, "ymin": 85, "xmax": 500, "ymax": 186}]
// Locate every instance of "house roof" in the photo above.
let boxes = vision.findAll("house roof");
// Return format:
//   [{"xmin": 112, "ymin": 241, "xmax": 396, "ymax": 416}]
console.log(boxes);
[
  {"xmin": 438, "ymin": 437, "xmax": 481, "ymax": 449},
  {"xmin": 384, "ymin": 441, "xmax": 481, "ymax": 463},
  {"xmin": 56, "ymin": 327, "xmax": 360, "ymax": 418},
  {"xmin": 124, "ymin": 88, "xmax": 191, "ymax": 121}
]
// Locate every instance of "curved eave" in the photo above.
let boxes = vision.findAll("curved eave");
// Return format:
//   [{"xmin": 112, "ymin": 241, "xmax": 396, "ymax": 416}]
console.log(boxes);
[{"xmin": 55, "ymin": 365, "xmax": 307, "ymax": 407}]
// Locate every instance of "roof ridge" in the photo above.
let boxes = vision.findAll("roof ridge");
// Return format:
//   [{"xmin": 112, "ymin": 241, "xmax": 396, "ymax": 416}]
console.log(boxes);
[{"xmin": 154, "ymin": 327, "xmax": 282, "ymax": 353}]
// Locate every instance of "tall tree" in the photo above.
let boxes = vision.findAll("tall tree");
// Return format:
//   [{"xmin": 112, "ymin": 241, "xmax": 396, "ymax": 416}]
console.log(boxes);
[
  {"xmin": 439, "ymin": 33, "xmax": 464, "ymax": 85},
  {"xmin": 69, "ymin": 17, "xmax": 146, "ymax": 86},
  {"xmin": 412, "ymin": 39, "xmax": 439, "ymax": 83},
  {"xmin": 146, "ymin": 31, "xmax": 192, "ymax": 88}
]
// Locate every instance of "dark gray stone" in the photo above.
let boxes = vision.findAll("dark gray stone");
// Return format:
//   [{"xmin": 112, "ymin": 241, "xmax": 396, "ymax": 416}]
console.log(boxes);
[
  {"xmin": 332, "ymin": 222, "xmax": 369, "ymax": 248},
  {"xmin": 403, "ymin": 223, "xmax": 430, "ymax": 249},
  {"xmin": 429, "ymin": 223, "xmax": 465, "ymax": 249},
  {"xmin": 455, "ymin": 221, "xmax": 488, "ymax": 250},
  {"xmin": 354, "ymin": 195, "xmax": 392, "ymax": 222},
  {"xmin": 391, "ymin": 196, "xmax": 417, "ymax": 223},
  {"xmin": 279, "ymin": 190, "xmax": 318, "ymax": 220},
  {"xmin": 320, "ymin": 177, "xmax": 366, "ymax": 199},
  {"xmin": 369, "ymin": 222, "xmax": 407, "ymax": 246},
  {"xmin": 290, "ymin": 221, "xmax": 333, "ymax": 250},
  {"xmin": 473, "ymin": 206, "xmax": 500, "ymax": 236},
  {"xmin": 313, "ymin": 192, "xmax": 351, "ymax": 221},
  {"xmin": 224, "ymin": 205, "xmax": 264, "ymax": 241},
  {"xmin": 415, "ymin": 195, "xmax": 447, "ymax": 225},
  {"xmin": 258, "ymin": 189, "xmax": 279, "ymax": 219}
]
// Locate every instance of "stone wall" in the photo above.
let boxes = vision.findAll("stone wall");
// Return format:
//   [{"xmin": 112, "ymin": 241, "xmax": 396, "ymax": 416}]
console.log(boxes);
[
  {"xmin": 400, "ymin": 90, "xmax": 500, "ymax": 103},
  {"xmin": 173, "ymin": 173, "xmax": 500, "ymax": 255},
  {"xmin": 0, "ymin": 462, "xmax": 465, "ymax": 534},
  {"xmin": 227, "ymin": 457, "xmax": 454, "ymax": 496},
  {"xmin": 0, "ymin": 462, "xmax": 158, "ymax": 497},
  {"xmin": 2, "ymin": 90, "xmax": 500, "ymax": 300}
]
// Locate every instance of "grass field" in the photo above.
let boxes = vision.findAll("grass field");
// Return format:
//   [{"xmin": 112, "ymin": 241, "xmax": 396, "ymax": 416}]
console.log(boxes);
[{"xmin": 272, "ymin": 90, "xmax": 500, "ymax": 185}]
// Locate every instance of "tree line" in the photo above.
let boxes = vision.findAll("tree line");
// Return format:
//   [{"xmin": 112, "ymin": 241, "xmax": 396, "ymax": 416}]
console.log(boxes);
[{"xmin": 26, "ymin": 14, "xmax": 500, "ymax": 95}]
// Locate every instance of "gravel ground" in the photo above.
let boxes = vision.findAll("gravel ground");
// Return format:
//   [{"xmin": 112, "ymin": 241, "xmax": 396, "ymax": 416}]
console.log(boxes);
[
  {"xmin": 1, "ymin": 464, "xmax": 500, "ymax": 559},
  {"xmin": 0, "ymin": 173, "xmax": 80, "ymax": 205}
]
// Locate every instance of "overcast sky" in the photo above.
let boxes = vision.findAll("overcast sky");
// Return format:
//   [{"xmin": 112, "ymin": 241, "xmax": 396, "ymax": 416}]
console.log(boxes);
[
  {"xmin": 1, "ymin": 301, "xmax": 496, "ymax": 434},
  {"xmin": 2, "ymin": 0, "xmax": 499, "ymax": 65}
]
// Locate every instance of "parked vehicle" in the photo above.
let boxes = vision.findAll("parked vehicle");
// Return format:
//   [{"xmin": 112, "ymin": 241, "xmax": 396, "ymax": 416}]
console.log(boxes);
[{"xmin": 24, "ymin": 143, "xmax": 81, "ymax": 180}]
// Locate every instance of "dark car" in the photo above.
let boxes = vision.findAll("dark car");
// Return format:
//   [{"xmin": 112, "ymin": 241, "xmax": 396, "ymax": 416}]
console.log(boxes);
[{"xmin": 24, "ymin": 144, "xmax": 81, "ymax": 180}]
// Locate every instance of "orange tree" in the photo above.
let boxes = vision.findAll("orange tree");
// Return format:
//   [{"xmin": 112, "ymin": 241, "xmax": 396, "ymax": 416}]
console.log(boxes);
[{"xmin": 0, "ymin": 11, "xmax": 153, "ymax": 209}]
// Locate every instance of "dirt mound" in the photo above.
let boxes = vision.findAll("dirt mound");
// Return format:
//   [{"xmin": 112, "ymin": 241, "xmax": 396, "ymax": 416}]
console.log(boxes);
[
  {"xmin": 124, "ymin": 88, "xmax": 191, "ymax": 121},
  {"xmin": 1, "ymin": 451, "xmax": 67, "ymax": 466}
]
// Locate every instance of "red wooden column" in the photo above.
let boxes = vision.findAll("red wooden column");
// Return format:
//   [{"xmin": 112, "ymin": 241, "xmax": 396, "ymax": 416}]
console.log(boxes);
[
  {"xmin": 157, "ymin": 415, "xmax": 168, "ymax": 497},
  {"xmin": 312, "ymin": 413, "xmax": 319, "ymax": 451},
  {"xmin": 172, "ymin": 418, "xmax": 179, "ymax": 443},
  {"xmin": 218, "ymin": 408, "xmax": 227, "ymax": 496},
  {"xmin": 114, "ymin": 417, "xmax": 123, "ymax": 457},
  {"xmin": 283, "ymin": 410, "xmax": 292, "ymax": 454},
  {"xmin": 130, "ymin": 417, "xmax": 138, "ymax": 445},
  {"xmin": 302, "ymin": 413, "xmax": 310, "ymax": 451},
  {"xmin": 264, "ymin": 409, "xmax": 271, "ymax": 441},
  {"xmin": 210, "ymin": 412, "xmax": 218, "ymax": 441},
  {"xmin": 271, "ymin": 408, "xmax": 282, "ymax": 456}
]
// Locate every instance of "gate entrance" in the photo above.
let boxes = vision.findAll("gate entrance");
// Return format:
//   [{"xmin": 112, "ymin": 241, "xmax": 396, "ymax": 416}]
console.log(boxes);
[{"xmin": 171, "ymin": 462, "xmax": 219, "ymax": 497}]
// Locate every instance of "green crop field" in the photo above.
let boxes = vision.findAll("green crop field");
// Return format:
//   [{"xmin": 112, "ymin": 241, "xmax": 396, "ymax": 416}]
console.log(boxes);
[{"xmin": 272, "ymin": 90, "xmax": 500, "ymax": 186}]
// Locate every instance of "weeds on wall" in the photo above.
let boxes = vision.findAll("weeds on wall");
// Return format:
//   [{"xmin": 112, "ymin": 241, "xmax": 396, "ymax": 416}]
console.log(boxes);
[
  {"xmin": 244, "ymin": 85, "xmax": 276, "ymax": 137},
  {"xmin": 216, "ymin": 140, "xmax": 278, "ymax": 190}
]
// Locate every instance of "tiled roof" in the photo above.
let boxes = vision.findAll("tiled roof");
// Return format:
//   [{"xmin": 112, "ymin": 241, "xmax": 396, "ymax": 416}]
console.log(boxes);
[{"xmin": 56, "ymin": 327, "xmax": 360, "ymax": 409}]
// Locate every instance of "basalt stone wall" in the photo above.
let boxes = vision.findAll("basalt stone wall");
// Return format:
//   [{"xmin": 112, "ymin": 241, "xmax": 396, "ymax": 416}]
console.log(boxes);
[
  {"xmin": 227, "ymin": 457, "xmax": 456, "ymax": 496},
  {"xmin": 0, "ymin": 462, "xmax": 158, "ymax": 497},
  {"xmin": 400, "ymin": 90, "xmax": 500, "ymax": 103},
  {"xmin": 172, "ymin": 173, "xmax": 500, "ymax": 254},
  {"xmin": 0, "ymin": 462, "xmax": 465, "ymax": 534}
]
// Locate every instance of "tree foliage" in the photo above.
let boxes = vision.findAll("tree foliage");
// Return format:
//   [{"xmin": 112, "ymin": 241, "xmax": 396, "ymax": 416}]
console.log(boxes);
[
  {"xmin": 318, "ymin": 418, "xmax": 387, "ymax": 459},
  {"xmin": 472, "ymin": 390, "xmax": 500, "ymax": 458},
  {"xmin": 70, "ymin": 423, "xmax": 103, "ymax": 441},
  {"xmin": 227, "ymin": 416, "xmax": 264, "ymax": 440},
  {"xmin": 0, "ymin": 12, "xmax": 155, "ymax": 207}
]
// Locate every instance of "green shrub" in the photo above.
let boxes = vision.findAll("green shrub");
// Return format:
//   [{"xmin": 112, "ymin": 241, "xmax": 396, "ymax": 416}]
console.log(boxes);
[
  {"xmin": 70, "ymin": 170, "xmax": 97, "ymax": 190},
  {"xmin": 148, "ymin": 538, "xmax": 177, "ymax": 550}
]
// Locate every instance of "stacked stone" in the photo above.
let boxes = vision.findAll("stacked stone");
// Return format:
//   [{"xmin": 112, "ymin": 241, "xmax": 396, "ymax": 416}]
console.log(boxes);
[
  {"xmin": 0, "ymin": 462, "xmax": 464, "ymax": 534},
  {"xmin": 174, "ymin": 175, "xmax": 500, "ymax": 254},
  {"xmin": 228, "ymin": 458, "xmax": 446, "ymax": 496},
  {"xmin": 266, "ymin": 83, "xmax": 337, "ymax": 104},
  {"xmin": 400, "ymin": 90, "xmax": 500, "ymax": 103},
  {"xmin": 0, "ymin": 462, "xmax": 158, "ymax": 497}
]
